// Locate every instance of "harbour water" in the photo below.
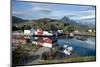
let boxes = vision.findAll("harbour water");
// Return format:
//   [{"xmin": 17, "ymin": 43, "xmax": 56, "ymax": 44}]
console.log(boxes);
[{"xmin": 57, "ymin": 37, "xmax": 96, "ymax": 56}]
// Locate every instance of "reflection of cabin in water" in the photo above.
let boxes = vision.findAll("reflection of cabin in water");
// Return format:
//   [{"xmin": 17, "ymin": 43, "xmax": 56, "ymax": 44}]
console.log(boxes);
[{"xmin": 32, "ymin": 29, "xmax": 53, "ymax": 48}]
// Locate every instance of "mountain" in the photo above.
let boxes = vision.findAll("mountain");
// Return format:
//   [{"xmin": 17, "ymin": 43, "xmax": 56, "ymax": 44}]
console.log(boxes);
[
  {"xmin": 77, "ymin": 21, "xmax": 95, "ymax": 28},
  {"xmin": 61, "ymin": 16, "xmax": 79, "ymax": 26},
  {"xmin": 35, "ymin": 18, "xmax": 61, "ymax": 23},
  {"xmin": 12, "ymin": 16, "xmax": 28, "ymax": 23},
  {"xmin": 12, "ymin": 16, "xmax": 95, "ymax": 28},
  {"xmin": 61, "ymin": 16, "xmax": 70, "ymax": 22},
  {"xmin": 61, "ymin": 16, "xmax": 95, "ymax": 28}
]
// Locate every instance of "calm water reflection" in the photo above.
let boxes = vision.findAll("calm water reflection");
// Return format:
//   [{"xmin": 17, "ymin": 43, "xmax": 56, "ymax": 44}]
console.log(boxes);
[{"xmin": 57, "ymin": 37, "xmax": 96, "ymax": 56}]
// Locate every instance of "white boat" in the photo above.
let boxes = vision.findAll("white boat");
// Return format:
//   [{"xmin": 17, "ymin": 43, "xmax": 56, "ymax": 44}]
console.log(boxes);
[{"xmin": 63, "ymin": 46, "xmax": 73, "ymax": 55}]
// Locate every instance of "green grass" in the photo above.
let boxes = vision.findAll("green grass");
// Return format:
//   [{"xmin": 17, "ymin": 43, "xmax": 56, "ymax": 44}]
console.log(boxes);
[
  {"xmin": 65, "ymin": 56, "xmax": 96, "ymax": 62},
  {"xmin": 12, "ymin": 44, "xmax": 38, "ymax": 65},
  {"xmin": 79, "ymin": 32, "xmax": 95, "ymax": 36},
  {"xmin": 33, "ymin": 56, "xmax": 96, "ymax": 64}
]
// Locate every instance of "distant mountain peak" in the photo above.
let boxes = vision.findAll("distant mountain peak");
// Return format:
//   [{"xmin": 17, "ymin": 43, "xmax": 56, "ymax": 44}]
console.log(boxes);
[
  {"xmin": 61, "ymin": 16, "xmax": 70, "ymax": 22},
  {"xmin": 12, "ymin": 16, "xmax": 28, "ymax": 23}
]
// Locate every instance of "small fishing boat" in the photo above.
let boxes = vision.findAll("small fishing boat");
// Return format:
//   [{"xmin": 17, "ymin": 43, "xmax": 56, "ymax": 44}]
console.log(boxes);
[
  {"xmin": 63, "ymin": 46, "xmax": 73, "ymax": 55},
  {"xmin": 59, "ymin": 45, "xmax": 73, "ymax": 55}
]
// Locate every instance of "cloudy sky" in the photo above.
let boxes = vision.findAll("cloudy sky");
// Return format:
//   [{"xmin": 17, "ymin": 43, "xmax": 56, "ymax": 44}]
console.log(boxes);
[{"xmin": 12, "ymin": 0, "xmax": 96, "ymax": 24}]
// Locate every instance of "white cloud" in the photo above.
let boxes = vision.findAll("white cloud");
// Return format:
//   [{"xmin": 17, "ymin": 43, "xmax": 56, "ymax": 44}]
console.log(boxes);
[
  {"xmin": 80, "ymin": 15, "xmax": 95, "ymax": 19},
  {"xmin": 45, "ymin": 9, "xmax": 95, "ymax": 19},
  {"xmin": 70, "ymin": 15, "xmax": 95, "ymax": 20},
  {"xmin": 31, "ymin": 7, "xmax": 51, "ymax": 14},
  {"xmin": 12, "ymin": 1, "xmax": 95, "ymax": 20},
  {"xmin": 67, "ymin": 10, "xmax": 95, "ymax": 21}
]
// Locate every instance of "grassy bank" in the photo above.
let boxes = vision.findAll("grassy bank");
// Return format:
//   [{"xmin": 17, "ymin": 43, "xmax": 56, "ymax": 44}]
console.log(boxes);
[
  {"xmin": 12, "ymin": 45, "xmax": 38, "ymax": 65},
  {"xmin": 78, "ymin": 32, "xmax": 96, "ymax": 37},
  {"xmin": 33, "ymin": 56, "xmax": 96, "ymax": 64}
]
